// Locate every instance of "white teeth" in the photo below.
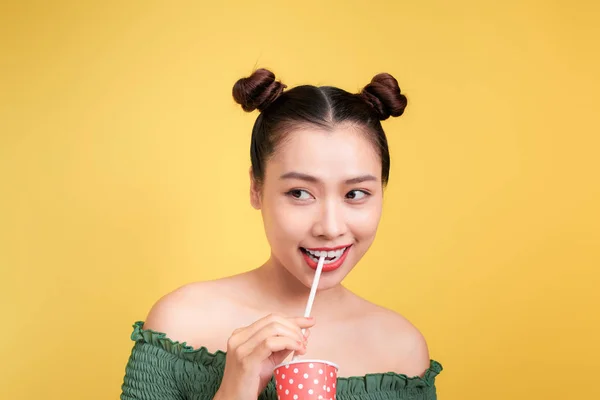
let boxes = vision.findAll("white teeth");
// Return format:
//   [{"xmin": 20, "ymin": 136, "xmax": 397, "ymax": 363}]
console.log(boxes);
[{"xmin": 304, "ymin": 247, "xmax": 348, "ymax": 264}]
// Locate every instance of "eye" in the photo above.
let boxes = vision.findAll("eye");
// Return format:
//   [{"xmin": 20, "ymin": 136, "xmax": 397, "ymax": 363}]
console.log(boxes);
[
  {"xmin": 286, "ymin": 189, "xmax": 313, "ymax": 200},
  {"xmin": 346, "ymin": 190, "xmax": 370, "ymax": 201}
]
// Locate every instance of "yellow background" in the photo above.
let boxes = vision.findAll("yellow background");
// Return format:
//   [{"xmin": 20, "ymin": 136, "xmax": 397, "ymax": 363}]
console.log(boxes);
[{"xmin": 1, "ymin": 1, "xmax": 599, "ymax": 399}]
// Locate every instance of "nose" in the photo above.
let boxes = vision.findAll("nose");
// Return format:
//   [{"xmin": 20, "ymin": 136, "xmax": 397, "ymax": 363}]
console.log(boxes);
[{"xmin": 311, "ymin": 198, "xmax": 348, "ymax": 240}]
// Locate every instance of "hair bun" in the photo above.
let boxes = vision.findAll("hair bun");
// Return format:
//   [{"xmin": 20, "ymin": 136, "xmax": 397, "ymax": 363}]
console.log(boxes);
[
  {"xmin": 360, "ymin": 73, "xmax": 407, "ymax": 120},
  {"xmin": 232, "ymin": 68, "xmax": 287, "ymax": 112}
]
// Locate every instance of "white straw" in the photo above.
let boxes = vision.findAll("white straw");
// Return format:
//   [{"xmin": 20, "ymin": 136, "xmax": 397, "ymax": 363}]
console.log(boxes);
[
  {"xmin": 292, "ymin": 255, "xmax": 325, "ymax": 361},
  {"xmin": 303, "ymin": 255, "xmax": 325, "ymax": 318}
]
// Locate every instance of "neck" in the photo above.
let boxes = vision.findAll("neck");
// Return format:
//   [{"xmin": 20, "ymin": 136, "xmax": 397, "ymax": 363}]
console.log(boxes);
[{"xmin": 248, "ymin": 255, "xmax": 348, "ymax": 318}]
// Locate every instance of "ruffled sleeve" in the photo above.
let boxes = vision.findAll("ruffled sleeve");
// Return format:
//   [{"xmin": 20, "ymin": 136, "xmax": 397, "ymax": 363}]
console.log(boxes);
[
  {"xmin": 333, "ymin": 360, "xmax": 443, "ymax": 400},
  {"xmin": 120, "ymin": 321, "xmax": 227, "ymax": 400},
  {"xmin": 120, "ymin": 321, "xmax": 443, "ymax": 400},
  {"xmin": 120, "ymin": 332, "xmax": 185, "ymax": 399}
]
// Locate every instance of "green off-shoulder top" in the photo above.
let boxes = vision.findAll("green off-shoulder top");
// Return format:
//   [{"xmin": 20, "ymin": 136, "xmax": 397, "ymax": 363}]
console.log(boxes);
[{"xmin": 120, "ymin": 321, "xmax": 443, "ymax": 400}]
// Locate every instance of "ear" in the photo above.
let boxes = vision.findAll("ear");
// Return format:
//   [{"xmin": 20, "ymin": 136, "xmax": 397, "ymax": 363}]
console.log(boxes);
[{"xmin": 249, "ymin": 167, "xmax": 262, "ymax": 210}]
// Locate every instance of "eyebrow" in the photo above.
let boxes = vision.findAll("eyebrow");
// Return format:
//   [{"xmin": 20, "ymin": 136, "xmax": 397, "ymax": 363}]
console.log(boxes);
[{"xmin": 279, "ymin": 172, "xmax": 378, "ymax": 185}]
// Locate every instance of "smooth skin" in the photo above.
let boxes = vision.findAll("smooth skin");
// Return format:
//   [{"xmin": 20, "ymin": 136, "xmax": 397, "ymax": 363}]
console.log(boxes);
[{"xmin": 144, "ymin": 124, "xmax": 430, "ymax": 400}]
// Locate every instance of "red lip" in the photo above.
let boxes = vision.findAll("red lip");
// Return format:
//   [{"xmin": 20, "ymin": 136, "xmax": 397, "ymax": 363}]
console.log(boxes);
[
  {"xmin": 300, "ymin": 245, "xmax": 352, "ymax": 272},
  {"xmin": 303, "ymin": 244, "xmax": 350, "ymax": 251}
]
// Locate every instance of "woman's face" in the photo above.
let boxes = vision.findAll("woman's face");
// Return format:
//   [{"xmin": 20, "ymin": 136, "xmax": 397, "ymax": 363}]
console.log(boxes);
[{"xmin": 251, "ymin": 124, "xmax": 384, "ymax": 289}]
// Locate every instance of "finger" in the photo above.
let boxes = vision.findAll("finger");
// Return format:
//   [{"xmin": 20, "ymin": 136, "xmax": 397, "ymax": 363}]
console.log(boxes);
[
  {"xmin": 270, "ymin": 343, "xmax": 308, "ymax": 368},
  {"xmin": 267, "ymin": 316, "xmax": 315, "ymax": 344},
  {"xmin": 230, "ymin": 314, "xmax": 314, "ymax": 348},
  {"xmin": 304, "ymin": 328, "xmax": 311, "ymax": 340},
  {"xmin": 240, "ymin": 321, "xmax": 306, "ymax": 356},
  {"xmin": 228, "ymin": 314, "xmax": 285, "ymax": 349},
  {"xmin": 245, "ymin": 336, "xmax": 305, "ymax": 366},
  {"xmin": 292, "ymin": 316, "xmax": 317, "ymax": 329}
]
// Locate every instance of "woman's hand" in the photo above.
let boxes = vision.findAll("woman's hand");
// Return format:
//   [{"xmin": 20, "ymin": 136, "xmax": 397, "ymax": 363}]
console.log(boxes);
[{"xmin": 214, "ymin": 313, "xmax": 315, "ymax": 400}]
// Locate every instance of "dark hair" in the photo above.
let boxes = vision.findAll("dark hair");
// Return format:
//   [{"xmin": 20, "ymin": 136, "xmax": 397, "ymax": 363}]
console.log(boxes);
[{"xmin": 232, "ymin": 68, "xmax": 407, "ymax": 187}]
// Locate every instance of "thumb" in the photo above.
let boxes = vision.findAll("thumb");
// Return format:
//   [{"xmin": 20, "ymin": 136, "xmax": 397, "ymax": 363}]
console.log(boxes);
[{"xmin": 271, "ymin": 348, "xmax": 301, "ymax": 367}]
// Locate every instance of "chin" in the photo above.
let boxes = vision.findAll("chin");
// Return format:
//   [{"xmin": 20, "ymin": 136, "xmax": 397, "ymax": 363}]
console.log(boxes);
[{"xmin": 302, "ymin": 264, "xmax": 352, "ymax": 290}]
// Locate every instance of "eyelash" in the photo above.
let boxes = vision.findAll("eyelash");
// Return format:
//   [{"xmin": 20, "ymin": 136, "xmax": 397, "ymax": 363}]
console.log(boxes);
[
  {"xmin": 346, "ymin": 189, "xmax": 371, "ymax": 200},
  {"xmin": 285, "ymin": 189, "xmax": 371, "ymax": 201}
]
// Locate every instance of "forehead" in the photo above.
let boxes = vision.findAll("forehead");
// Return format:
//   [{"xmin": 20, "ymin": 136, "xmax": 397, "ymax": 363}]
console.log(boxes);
[{"xmin": 267, "ymin": 124, "xmax": 381, "ymax": 180}]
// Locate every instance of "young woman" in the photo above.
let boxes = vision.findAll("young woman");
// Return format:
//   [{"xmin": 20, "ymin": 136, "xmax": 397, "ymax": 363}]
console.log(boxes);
[{"xmin": 120, "ymin": 68, "xmax": 443, "ymax": 400}]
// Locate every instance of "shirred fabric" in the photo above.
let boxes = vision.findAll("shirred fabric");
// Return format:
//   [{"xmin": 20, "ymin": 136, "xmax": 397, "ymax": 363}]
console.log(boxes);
[{"xmin": 121, "ymin": 321, "xmax": 443, "ymax": 400}]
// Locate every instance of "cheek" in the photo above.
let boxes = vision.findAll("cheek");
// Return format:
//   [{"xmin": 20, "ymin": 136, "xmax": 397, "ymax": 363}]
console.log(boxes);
[
  {"xmin": 348, "ymin": 204, "xmax": 382, "ymax": 239},
  {"xmin": 264, "ymin": 198, "xmax": 313, "ymax": 243}
]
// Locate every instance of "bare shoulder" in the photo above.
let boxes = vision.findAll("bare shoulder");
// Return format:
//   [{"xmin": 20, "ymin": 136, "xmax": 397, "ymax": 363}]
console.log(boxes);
[
  {"xmin": 352, "ymin": 297, "xmax": 431, "ymax": 377},
  {"xmin": 142, "ymin": 277, "xmax": 246, "ymax": 351}
]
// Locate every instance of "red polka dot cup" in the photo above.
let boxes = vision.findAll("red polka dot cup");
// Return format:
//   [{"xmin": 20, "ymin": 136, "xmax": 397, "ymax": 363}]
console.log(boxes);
[{"xmin": 273, "ymin": 359, "xmax": 339, "ymax": 400}]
